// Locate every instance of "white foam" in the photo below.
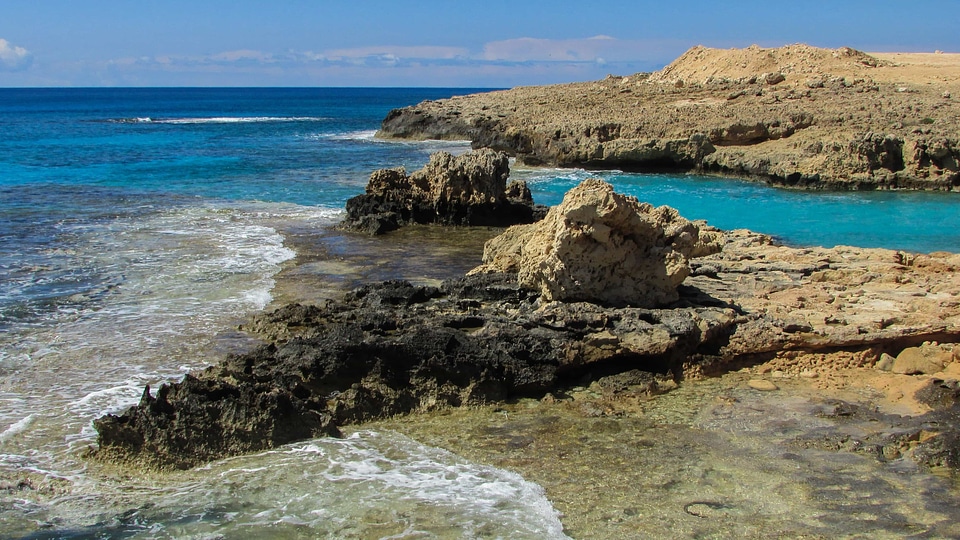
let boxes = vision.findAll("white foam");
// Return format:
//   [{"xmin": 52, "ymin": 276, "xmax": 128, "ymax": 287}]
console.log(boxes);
[
  {"xmin": 313, "ymin": 131, "xmax": 473, "ymax": 155},
  {"xmin": 320, "ymin": 129, "xmax": 378, "ymax": 141},
  {"xmin": 0, "ymin": 414, "xmax": 36, "ymax": 443},
  {"xmin": 167, "ymin": 431, "xmax": 570, "ymax": 537},
  {"xmin": 127, "ymin": 116, "xmax": 328, "ymax": 125}
]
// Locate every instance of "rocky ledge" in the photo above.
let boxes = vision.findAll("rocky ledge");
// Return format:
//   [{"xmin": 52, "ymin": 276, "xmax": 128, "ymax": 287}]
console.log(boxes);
[
  {"xmin": 340, "ymin": 148, "xmax": 545, "ymax": 234},
  {"xmin": 378, "ymin": 44, "xmax": 960, "ymax": 190},
  {"xmin": 93, "ymin": 180, "xmax": 960, "ymax": 470}
]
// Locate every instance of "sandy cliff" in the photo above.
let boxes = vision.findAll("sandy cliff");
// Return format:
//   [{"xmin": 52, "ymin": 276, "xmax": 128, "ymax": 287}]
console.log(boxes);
[{"xmin": 378, "ymin": 44, "xmax": 960, "ymax": 190}]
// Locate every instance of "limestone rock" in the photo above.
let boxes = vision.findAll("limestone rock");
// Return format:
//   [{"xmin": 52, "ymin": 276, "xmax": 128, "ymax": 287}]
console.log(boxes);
[
  {"xmin": 378, "ymin": 44, "xmax": 960, "ymax": 190},
  {"xmin": 892, "ymin": 344, "xmax": 954, "ymax": 375},
  {"xmin": 747, "ymin": 379, "xmax": 779, "ymax": 391},
  {"xmin": 471, "ymin": 179, "xmax": 723, "ymax": 307},
  {"xmin": 876, "ymin": 352, "xmax": 896, "ymax": 371},
  {"xmin": 341, "ymin": 149, "xmax": 543, "ymax": 234}
]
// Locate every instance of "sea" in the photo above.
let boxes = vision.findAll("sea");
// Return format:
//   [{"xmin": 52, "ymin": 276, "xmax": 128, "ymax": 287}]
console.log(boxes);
[{"xmin": 0, "ymin": 87, "xmax": 958, "ymax": 539}]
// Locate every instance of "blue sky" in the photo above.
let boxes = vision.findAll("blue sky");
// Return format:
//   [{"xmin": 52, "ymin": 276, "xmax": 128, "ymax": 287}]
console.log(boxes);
[{"xmin": 2, "ymin": 0, "xmax": 958, "ymax": 87}]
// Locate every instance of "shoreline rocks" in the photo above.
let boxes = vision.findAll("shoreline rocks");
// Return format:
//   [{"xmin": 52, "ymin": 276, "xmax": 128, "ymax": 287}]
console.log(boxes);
[
  {"xmin": 92, "ymin": 181, "xmax": 960, "ymax": 471},
  {"xmin": 377, "ymin": 44, "xmax": 960, "ymax": 190},
  {"xmin": 340, "ymin": 148, "xmax": 545, "ymax": 234}
]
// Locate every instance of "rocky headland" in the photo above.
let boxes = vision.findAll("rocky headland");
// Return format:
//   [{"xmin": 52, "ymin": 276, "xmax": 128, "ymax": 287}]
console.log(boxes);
[
  {"xmin": 93, "ymin": 177, "xmax": 960, "ymax": 472},
  {"xmin": 378, "ymin": 44, "xmax": 960, "ymax": 190}
]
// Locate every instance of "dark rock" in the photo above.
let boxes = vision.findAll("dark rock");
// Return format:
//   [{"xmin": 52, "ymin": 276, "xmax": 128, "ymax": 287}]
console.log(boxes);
[
  {"xmin": 340, "ymin": 149, "xmax": 545, "ymax": 234},
  {"xmin": 93, "ymin": 273, "xmax": 742, "ymax": 469}
]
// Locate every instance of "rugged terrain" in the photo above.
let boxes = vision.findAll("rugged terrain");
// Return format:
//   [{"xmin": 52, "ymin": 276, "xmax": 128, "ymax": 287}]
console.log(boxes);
[
  {"xmin": 93, "ymin": 180, "xmax": 960, "ymax": 471},
  {"xmin": 378, "ymin": 44, "xmax": 960, "ymax": 189}
]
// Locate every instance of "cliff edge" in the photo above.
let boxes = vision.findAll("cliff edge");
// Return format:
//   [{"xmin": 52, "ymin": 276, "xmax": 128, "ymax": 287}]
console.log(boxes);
[{"xmin": 378, "ymin": 44, "xmax": 960, "ymax": 190}]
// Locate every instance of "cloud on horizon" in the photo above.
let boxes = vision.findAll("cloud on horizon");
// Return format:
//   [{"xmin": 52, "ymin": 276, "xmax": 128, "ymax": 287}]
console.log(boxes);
[
  {"xmin": 482, "ymin": 35, "xmax": 624, "ymax": 62},
  {"xmin": 24, "ymin": 35, "xmax": 688, "ymax": 86},
  {"xmin": 0, "ymin": 38, "xmax": 31, "ymax": 71}
]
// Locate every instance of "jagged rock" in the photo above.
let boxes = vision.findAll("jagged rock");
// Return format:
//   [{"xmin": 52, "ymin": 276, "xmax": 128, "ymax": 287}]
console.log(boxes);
[
  {"xmin": 340, "ymin": 149, "xmax": 544, "ymax": 234},
  {"xmin": 471, "ymin": 179, "xmax": 723, "ymax": 307},
  {"xmin": 92, "ymin": 184, "xmax": 960, "ymax": 471},
  {"xmin": 93, "ymin": 274, "xmax": 740, "ymax": 469}
]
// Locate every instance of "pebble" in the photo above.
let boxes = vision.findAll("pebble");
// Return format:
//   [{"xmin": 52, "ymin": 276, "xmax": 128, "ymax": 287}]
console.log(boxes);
[{"xmin": 748, "ymin": 379, "xmax": 779, "ymax": 391}]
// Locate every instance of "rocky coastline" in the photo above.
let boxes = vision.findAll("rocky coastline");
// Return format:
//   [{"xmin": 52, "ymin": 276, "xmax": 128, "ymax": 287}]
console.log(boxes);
[
  {"xmin": 377, "ymin": 44, "xmax": 960, "ymax": 190},
  {"xmin": 92, "ymin": 160, "xmax": 960, "ymax": 473}
]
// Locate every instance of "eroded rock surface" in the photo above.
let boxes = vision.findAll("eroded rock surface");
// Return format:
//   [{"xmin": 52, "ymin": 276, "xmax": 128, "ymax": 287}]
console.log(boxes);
[
  {"xmin": 471, "ymin": 179, "xmax": 723, "ymax": 307},
  {"xmin": 94, "ymin": 189, "xmax": 960, "ymax": 470},
  {"xmin": 93, "ymin": 276, "xmax": 739, "ymax": 469},
  {"xmin": 341, "ymin": 148, "xmax": 544, "ymax": 234},
  {"xmin": 378, "ymin": 44, "xmax": 960, "ymax": 189}
]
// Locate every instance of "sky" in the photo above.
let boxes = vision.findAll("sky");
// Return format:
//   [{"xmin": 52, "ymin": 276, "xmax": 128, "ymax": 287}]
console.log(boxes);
[{"xmin": 1, "ymin": 0, "xmax": 958, "ymax": 87}]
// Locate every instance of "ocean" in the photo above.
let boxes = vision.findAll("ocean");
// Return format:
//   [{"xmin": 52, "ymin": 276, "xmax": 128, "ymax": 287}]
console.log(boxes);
[{"xmin": 0, "ymin": 87, "xmax": 958, "ymax": 538}]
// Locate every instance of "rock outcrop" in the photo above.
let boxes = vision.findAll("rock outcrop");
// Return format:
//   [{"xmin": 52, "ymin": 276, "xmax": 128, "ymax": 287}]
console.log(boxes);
[
  {"xmin": 340, "ymin": 149, "xmax": 544, "ymax": 234},
  {"xmin": 377, "ymin": 44, "xmax": 960, "ymax": 190},
  {"xmin": 93, "ymin": 275, "xmax": 741, "ymax": 469},
  {"xmin": 93, "ymin": 184, "xmax": 960, "ymax": 471},
  {"xmin": 471, "ymin": 179, "xmax": 722, "ymax": 307}
]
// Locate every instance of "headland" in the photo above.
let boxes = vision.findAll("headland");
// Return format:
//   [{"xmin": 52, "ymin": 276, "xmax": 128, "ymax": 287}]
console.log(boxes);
[{"xmin": 378, "ymin": 44, "xmax": 960, "ymax": 190}]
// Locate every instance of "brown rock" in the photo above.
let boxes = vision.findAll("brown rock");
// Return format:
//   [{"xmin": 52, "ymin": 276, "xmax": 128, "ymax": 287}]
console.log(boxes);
[
  {"xmin": 341, "ymin": 149, "xmax": 543, "ymax": 234},
  {"xmin": 379, "ymin": 44, "xmax": 960, "ymax": 190},
  {"xmin": 892, "ymin": 345, "xmax": 953, "ymax": 375},
  {"xmin": 748, "ymin": 379, "xmax": 779, "ymax": 391},
  {"xmin": 471, "ymin": 179, "xmax": 722, "ymax": 307}
]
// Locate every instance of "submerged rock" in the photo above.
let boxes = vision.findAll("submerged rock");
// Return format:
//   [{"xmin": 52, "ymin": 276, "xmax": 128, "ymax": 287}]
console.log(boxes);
[
  {"xmin": 471, "ymin": 179, "xmax": 723, "ymax": 307},
  {"xmin": 340, "ymin": 149, "xmax": 544, "ymax": 234}
]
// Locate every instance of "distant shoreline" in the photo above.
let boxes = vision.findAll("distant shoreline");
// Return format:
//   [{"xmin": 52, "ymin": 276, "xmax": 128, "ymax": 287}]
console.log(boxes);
[{"xmin": 377, "ymin": 45, "xmax": 960, "ymax": 191}]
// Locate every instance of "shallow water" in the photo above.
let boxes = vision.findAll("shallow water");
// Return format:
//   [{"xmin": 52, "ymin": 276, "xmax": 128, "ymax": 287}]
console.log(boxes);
[
  {"xmin": 513, "ymin": 167, "xmax": 960, "ymax": 253},
  {"xmin": 370, "ymin": 373, "xmax": 960, "ymax": 539}
]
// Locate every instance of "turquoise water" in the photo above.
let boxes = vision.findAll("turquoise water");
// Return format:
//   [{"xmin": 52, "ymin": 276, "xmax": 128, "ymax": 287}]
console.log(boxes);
[
  {"xmin": 516, "ymin": 168, "xmax": 960, "ymax": 253},
  {"xmin": 0, "ymin": 87, "xmax": 958, "ymax": 538}
]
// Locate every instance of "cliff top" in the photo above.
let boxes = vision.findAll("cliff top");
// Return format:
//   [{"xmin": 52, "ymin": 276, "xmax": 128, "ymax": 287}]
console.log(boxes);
[
  {"xmin": 378, "ymin": 43, "xmax": 960, "ymax": 190},
  {"xmin": 646, "ymin": 44, "xmax": 960, "ymax": 87}
]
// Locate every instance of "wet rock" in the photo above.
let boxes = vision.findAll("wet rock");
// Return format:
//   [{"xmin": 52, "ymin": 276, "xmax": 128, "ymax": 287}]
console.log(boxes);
[
  {"xmin": 93, "ymin": 272, "xmax": 741, "ymax": 469},
  {"xmin": 340, "ymin": 149, "xmax": 544, "ymax": 234}
]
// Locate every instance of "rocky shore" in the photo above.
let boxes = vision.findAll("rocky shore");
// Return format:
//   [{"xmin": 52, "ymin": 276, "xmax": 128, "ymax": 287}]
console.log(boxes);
[
  {"xmin": 378, "ymin": 44, "xmax": 960, "ymax": 190},
  {"xmin": 340, "ymin": 148, "xmax": 545, "ymax": 234},
  {"xmin": 93, "ymin": 171, "xmax": 960, "ymax": 472}
]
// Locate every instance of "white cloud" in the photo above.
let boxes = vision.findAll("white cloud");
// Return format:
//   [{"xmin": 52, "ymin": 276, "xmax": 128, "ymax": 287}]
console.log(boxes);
[
  {"xmin": 481, "ymin": 35, "xmax": 677, "ymax": 63},
  {"xmin": 210, "ymin": 49, "xmax": 276, "ymax": 63},
  {"xmin": 322, "ymin": 45, "xmax": 469, "ymax": 61},
  {"xmin": 82, "ymin": 36, "xmax": 687, "ymax": 86},
  {"xmin": 0, "ymin": 38, "xmax": 31, "ymax": 71}
]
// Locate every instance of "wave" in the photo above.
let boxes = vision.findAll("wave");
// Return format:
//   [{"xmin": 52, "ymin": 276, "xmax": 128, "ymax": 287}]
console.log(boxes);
[
  {"xmin": 110, "ymin": 116, "xmax": 328, "ymax": 125},
  {"xmin": 313, "ymin": 131, "xmax": 473, "ymax": 156},
  {"xmin": 318, "ymin": 129, "xmax": 378, "ymax": 141}
]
